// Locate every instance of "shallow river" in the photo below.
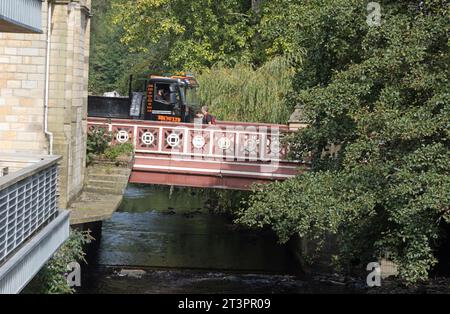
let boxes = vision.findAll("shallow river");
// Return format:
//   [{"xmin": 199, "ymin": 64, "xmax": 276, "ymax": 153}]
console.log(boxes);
[{"xmin": 78, "ymin": 184, "xmax": 358, "ymax": 294}]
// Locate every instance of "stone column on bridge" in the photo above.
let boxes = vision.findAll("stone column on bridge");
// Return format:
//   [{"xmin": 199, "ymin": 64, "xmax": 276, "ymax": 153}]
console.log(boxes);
[
  {"xmin": 288, "ymin": 104, "xmax": 309, "ymax": 131},
  {"xmin": 288, "ymin": 104, "xmax": 342, "ymax": 159}
]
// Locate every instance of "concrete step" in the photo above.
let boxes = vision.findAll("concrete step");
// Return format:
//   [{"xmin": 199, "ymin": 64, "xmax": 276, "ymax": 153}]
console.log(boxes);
[
  {"xmin": 87, "ymin": 174, "xmax": 130, "ymax": 182},
  {"xmin": 90, "ymin": 158, "xmax": 133, "ymax": 166},
  {"xmin": 86, "ymin": 167, "xmax": 132, "ymax": 176},
  {"xmin": 86, "ymin": 179, "xmax": 127, "ymax": 189},
  {"xmin": 83, "ymin": 185, "xmax": 124, "ymax": 195}
]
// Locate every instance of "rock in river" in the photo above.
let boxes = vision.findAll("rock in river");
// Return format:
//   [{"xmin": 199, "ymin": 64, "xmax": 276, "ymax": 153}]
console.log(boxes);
[{"xmin": 117, "ymin": 269, "xmax": 147, "ymax": 279}]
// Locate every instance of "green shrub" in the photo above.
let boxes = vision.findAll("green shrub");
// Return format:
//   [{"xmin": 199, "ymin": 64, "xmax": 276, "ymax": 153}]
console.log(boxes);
[
  {"xmin": 23, "ymin": 229, "xmax": 93, "ymax": 294},
  {"xmin": 86, "ymin": 128, "xmax": 112, "ymax": 164},
  {"xmin": 103, "ymin": 142, "xmax": 134, "ymax": 161}
]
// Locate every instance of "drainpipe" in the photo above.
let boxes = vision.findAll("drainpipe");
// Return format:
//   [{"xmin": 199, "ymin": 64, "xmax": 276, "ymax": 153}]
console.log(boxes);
[{"xmin": 44, "ymin": 1, "xmax": 53, "ymax": 155}]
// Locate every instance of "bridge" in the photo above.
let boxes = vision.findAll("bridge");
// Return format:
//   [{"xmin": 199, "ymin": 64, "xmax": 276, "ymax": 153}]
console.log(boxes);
[{"xmin": 87, "ymin": 118, "xmax": 306, "ymax": 190}]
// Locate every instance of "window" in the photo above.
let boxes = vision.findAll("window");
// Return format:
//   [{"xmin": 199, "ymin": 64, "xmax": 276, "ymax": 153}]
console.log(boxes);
[{"xmin": 154, "ymin": 83, "xmax": 171, "ymax": 104}]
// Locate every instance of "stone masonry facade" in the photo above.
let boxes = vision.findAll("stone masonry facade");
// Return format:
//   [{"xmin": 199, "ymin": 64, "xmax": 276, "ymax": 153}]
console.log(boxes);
[{"xmin": 0, "ymin": 0, "xmax": 91, "ymax": 208}]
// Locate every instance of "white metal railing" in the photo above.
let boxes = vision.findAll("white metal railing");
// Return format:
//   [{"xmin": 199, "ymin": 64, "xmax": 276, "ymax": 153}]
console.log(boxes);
[
  {"xmin": 88, "ymin": 119, "xmax": 291, "ymax": 162},
  {"xmin": 0, "ymin": 0, "xmax": 42, "ymax": 32},
  {"xmin": 0, "ymin": 155, "xmax": 60, "ymax": 265}
]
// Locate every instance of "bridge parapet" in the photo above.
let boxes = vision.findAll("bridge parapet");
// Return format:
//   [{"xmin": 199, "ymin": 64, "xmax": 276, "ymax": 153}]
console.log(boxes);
[
  {"xmin": 87, "ymin": 118, "xmax": 305, "ymax": 190},
  {"xmin": 87, "ymin": 118, "xmax": 292, "ymax": 162}
]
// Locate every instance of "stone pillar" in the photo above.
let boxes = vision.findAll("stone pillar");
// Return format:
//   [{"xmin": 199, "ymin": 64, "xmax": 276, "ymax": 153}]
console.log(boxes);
[
  {"xmin": 0, "ymin": 0, "xmax": 91, "ymax": 209},
  {"xmin": 288, "ymin": 104, "xmax": 309, "ymax": 132},
  {"xmin": 288, "ymin": 104, "xmax": 342, "ymax": 158},
  {"xmin": 48, "ymin": 0, "xmax": 91, "ymax": 208}
]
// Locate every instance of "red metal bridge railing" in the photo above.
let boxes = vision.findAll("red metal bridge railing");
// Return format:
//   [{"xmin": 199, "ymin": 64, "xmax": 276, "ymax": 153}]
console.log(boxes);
[{"xmin": 87, "ymin": 118, "xmax": 293, "ymax": 163}]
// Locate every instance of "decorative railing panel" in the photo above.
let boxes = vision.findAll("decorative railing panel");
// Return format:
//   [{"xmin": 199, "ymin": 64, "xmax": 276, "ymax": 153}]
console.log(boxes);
[{"xmin": 88, "ymin": 118, "xmax": 290, "ymax": 162}]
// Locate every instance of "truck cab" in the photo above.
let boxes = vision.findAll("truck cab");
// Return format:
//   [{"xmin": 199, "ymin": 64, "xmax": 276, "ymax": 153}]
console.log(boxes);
[
  {"xmin": 144, "ymin": 75, "xmax": 199, "ymax": 123},
  {"xmin": 88, "ymin": 74, "xmax": 199, "ymax": 123}
]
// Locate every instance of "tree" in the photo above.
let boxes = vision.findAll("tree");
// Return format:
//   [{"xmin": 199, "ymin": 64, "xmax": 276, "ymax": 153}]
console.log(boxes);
[
  {"xmin": 238, "ymin": 0, "xmax": 450, "ymax": 284},
  {"xmin": 89, "ymin": 0, "xmax": 130, "ymax": 94},
  {"xmin": 91, "ymin": 0, "xmax": 299, "ymax": 122},
  {"xmin": 112, "ymin": 0, "xmax": 255, "ymax": 71}
]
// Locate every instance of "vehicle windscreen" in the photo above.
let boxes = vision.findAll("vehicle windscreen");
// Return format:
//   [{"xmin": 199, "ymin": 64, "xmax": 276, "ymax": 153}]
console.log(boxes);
[{"xmin": 185, "ymin": 86, "xmax": 200, "ymax": 111}]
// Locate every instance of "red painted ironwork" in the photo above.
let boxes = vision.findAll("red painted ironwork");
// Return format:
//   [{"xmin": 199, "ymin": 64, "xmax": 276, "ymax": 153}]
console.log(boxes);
[{"xmin": 87, "ymin": 117, "xmax": 305, "ymax": 189}]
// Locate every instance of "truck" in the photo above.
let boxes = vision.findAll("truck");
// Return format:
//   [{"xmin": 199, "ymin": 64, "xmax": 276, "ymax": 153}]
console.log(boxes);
[{"xmin": 88, "ymin": 74, "xmax": 200, "ymax": 123}]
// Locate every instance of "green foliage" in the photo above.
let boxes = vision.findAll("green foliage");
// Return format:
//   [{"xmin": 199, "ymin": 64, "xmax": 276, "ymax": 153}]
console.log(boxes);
[
  {"xmin": 86, "ymin": 127, "xmax": 112, "ymax": 163},
  {"xmin": 89, "ymin": 0, "xmax": 129, "ymax": 94},
  {"xmin": 203, "ymin": 189, "xmax": 251, "ymax": 216},
  {"xmin": 104, "ymin": 142, "xmax": 134, "ymax": 161},
  {"xmin": 257, "ymin": 0, "xmax": 305, "ymax": 59},
  {"xmin": 238, "ymin": 0, "xmax": 450, "ymax": 284},
  {"xmin": 86, "ymin": 127, "xmax": 133, "ymax": 162},
  {"xmin": 263, "ymin": 0, "xmax": 368, "ymax": 90},
  {"xmin": 196, "ymin": 55, "xmax": 298, "ymax": 123},
  {"xmin": 24, "ymin": 229, "xmax": 93, "ymax": 294},
  {"xmin": 111, "ymin": 0, "xmax": 254, "ymax": 71},
  {"xmin": 89, "ymin": 0, "xmax": 279, "ymax": 95},
  {"xmin": 90, "ymin": 1, "xmax": 299, "ymax": 123},
  {"xmin": 89, "ymin": 0, "xmax": 159, "ymax": 94}
]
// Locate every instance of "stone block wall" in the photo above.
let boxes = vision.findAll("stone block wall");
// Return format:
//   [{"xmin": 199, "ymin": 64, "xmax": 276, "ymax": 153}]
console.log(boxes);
[
  {"xmin": 0, "ymin": 29, "xmax": 48, "ymax": 154},
  {"xmin": 0, "ymin": 0, "xmax": 91, "ymax": 208}
]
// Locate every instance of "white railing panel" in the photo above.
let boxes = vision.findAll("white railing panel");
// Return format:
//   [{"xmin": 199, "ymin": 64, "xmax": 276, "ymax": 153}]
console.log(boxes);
[
  {"xmin": 0, "ymin": 156, "xmax": 60, "ymax": 265},
  {"xmin": 88, "ymin": 120, "xmax": 289, "ymax": 162}
]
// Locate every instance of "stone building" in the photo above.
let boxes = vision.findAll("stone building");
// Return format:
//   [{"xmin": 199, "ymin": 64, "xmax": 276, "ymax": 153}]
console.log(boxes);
[{"xmin": 0, "ymin": 0, "xmax": 91, "ymax": 208}]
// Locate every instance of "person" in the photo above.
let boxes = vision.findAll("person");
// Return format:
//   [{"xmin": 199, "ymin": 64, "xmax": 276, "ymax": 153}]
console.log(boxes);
[
  {"xmin": 156, "ymin": 89, "xmax": 169, "ymax": 104},
  {"xmin": 156, "ymin": 89, "xmax": 166, "ymax": 101},
  {"xmin": 194, "ymin": 111, "xmax": 204, "ymax": 124},
  {"xmin": 201, "ymin": 106, "xmax": 216, "ymax": 125}
]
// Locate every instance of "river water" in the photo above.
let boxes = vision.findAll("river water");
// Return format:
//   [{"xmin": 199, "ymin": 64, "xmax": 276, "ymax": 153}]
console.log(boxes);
[{"xmin": 78, "ymin": 184, "xmax": 359, "ymax": 294}]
